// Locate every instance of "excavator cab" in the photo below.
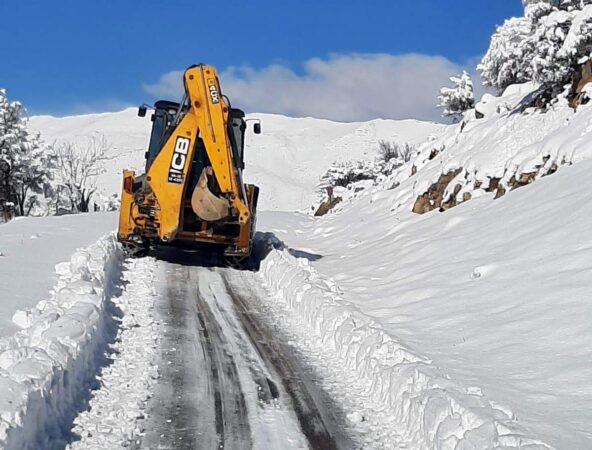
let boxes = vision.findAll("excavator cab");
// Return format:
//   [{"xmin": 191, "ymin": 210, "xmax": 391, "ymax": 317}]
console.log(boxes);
[
  {"xmin": 117, "ymin": 64, "xmax": 260, "ymax": 266},
  {"xmin": 144, "ymin": 101, "xmax": 183, "ymax": 170}
]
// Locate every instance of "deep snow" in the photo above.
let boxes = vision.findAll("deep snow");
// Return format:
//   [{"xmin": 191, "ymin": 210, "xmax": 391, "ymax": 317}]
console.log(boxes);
[
  {"xmin": 0, "ymin": 234, "xmax": 122, "ymax": 449},
  {"xmin": 0, "ymin": 213, "xmax": 117, "ymax": 338},
  {"xmin": 256, "ymin": 86, "xmax": 592, "ymax": 448},
  {"xmin": 0, "ymin": 110, "xmax": 443, "ymax": 449}
]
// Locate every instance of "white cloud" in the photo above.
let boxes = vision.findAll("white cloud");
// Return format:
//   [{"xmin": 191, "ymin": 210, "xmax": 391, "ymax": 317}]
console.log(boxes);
[{"xmin": 143, "ymin": 54, "xmax": 479, "ymax": 122}]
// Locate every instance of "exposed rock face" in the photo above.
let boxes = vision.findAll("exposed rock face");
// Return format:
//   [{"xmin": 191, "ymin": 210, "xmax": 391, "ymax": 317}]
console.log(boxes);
[
  {"xmin": 569, "ymin": 60, "xmax": 592, "ymax": 109},
  {"xmin": 412, "ymin": 169, "xmax": 462, "ymax": 214},
  {"xmin": 411, "ymin": 154, "xmax": 565, "ymax": 215},
  {"xmin": 508, "ymin": 171, "xmax": 537, "ymax": 189},
  {"xmin": 315, "ymin": 197, "xmax": 342, "ymax": 216},
  {"xmin": 441, "ymin": 183, "xmax": 462, "ymax": 211}
]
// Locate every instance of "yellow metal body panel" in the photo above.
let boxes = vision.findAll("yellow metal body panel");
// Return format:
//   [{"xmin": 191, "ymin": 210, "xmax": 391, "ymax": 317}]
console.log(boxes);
[
  {"xmin": 143, "ymin": 112, "xmax": 197, "ymax": 241},
  {"xmin": 117, "ymin": 170, "xmax": 136, "ymax": 240}
]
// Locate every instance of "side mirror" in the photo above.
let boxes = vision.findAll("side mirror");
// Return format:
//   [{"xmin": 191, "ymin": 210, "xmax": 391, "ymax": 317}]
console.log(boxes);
[
  {"xmin": 138, "ymin": 105, "xmax": 147, "ymax": 117},
  {"xmin": 253, "ymin": 122, "xmax": 261, "ymax": 134}
]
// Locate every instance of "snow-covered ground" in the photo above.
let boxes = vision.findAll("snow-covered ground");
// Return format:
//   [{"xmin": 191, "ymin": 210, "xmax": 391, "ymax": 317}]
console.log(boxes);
[
  {"xmin": 0, "ymin": 234, "xmax": 122, "ymax": 449},
  {"xmin": 0, "ymin": 110, "xmax": 442, "ymax": 449},
  {"xmin": 257, "ymin": 85, "xmax": 592, "ymax": 449},
  {"xmin": 2, "ymin": 79, "xmax": 592, "ymax": 449},
  {"xmin": 0, "ymin": 213, "xmax": 117, "ymax": 338}
]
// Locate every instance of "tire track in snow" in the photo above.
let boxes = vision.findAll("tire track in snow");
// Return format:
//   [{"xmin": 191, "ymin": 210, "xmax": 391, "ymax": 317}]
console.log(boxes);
[
  {"xmin": 142, "ymin": 264, "xmax": 254, "ymax": 450},
  {"xmin": 140, "ymin": 256, "xmax": 356, "ymax": 450},
  {"xmin": 221, "ymin": 273, "xmax": 345, "ymax": 450},
  {"xmin": 194, "ymin": 279, "xmax": 252, "ymax": 449}
]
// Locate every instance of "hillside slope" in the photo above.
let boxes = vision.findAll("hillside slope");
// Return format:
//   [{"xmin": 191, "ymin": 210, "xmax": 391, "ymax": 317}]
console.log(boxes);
[
  {"xmin": 29, "ymin": 109, "xmax": 444, "ymax": 212},
  {"xmin": 259, "ymin": 84, "xmax": 592, "ymax": 448}
]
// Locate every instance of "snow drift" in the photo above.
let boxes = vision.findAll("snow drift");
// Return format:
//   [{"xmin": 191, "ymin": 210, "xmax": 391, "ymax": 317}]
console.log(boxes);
[
  {"xmin": 0, "ymin": 213, "xmax": 117, "ymax": 338},
  {"xmin": 0, "ymin": 235, "xmax": 122, "ymax": 449},
  {"xmin": 258, "ymin": 243, "xmax": 551, "ymax": 449}
]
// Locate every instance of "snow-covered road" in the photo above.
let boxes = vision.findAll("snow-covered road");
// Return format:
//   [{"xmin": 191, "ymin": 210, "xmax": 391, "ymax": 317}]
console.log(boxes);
[{"xmin": 137, "ymin": 252, "xmax": 356, "ymax": 449}]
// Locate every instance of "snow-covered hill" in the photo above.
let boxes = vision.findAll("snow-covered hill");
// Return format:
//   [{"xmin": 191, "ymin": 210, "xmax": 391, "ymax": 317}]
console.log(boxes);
[
  {"xmin": 261, "ymin": 83, "xmax": 592, "ymax": 448},
  {"xmin": 29, "ymin": 109, "xmax": 444, "ymax": 212}
]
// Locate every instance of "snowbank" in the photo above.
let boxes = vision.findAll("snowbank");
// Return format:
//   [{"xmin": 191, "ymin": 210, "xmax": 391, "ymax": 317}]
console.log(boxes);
[
  {"xmin": 0, "ymin": 234, "xmax": 122, "ymax": 450},
  {"xmin": 0, "ymin": 212, "xmax": 118, "ymax": 338},
  {"xmin": 383, "ymin": 83, "xmax": 592, "ymax": 215},
  {"xmin": 68, "ymin": 257, "xmax": 160, "ymax": 449},
  {"xmin": 258, "ymin": 245, "xmax": 551, "ymax": 449}
]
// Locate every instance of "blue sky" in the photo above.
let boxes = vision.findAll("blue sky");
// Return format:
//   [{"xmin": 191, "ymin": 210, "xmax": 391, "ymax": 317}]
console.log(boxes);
[{"xmin": 0, "ymin": 0, "xmax": 522, "ymax": 120}]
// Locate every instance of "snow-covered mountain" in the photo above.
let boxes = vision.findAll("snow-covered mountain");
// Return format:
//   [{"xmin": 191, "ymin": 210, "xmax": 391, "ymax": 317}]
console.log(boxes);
[{"xmin": 29, "ymin": 109, "xmax": 443, "ymax": 212}]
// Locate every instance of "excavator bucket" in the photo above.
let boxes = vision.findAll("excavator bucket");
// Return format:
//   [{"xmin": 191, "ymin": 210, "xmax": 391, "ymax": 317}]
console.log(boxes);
[{"xmin": 191, "ymin": 167, "xmax": 230, "ymax": 221}]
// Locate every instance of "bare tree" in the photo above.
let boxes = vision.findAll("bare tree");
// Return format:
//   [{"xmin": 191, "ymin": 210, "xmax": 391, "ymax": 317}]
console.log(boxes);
[{"xmin": 52, "ymin": 134, "xmax": 109, "ymax": 213}]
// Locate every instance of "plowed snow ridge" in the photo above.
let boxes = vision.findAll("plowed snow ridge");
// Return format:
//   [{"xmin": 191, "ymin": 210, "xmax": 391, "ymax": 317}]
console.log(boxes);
[
  {"xmin": 0, "ymin": 235, "xmax": 122, "ymax": 450},
  {"xmin": 68, "ymin": 257, "xmax": 160, "ymax": 449},
  {"xmin": 259, "ymin": 246, "xmax": 553, "ymax": 449}
]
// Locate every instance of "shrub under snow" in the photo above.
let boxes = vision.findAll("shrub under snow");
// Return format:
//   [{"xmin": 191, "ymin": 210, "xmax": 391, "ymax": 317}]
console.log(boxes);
[{"xmin": 316, "ymin": 141, "xmax": 417, "ymax": 211}]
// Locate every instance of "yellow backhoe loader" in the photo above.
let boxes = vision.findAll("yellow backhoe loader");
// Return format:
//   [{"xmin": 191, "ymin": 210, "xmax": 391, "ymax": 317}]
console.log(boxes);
[{"xmin": 117, "ymin": 64, "xmax": 260, "ymax": 267}]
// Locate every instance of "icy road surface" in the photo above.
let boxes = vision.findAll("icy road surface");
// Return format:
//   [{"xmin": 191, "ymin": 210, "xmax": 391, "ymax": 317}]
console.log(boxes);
[{"xmin": 139, "ymin": 252, "xmax": 356, "ymax": 450}]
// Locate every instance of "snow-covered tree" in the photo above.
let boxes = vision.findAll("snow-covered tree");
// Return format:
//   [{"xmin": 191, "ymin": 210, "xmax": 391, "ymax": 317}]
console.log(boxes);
[
  {"xmin": 479, "ymin": 1, "xmax": 592, "ymax": 94},
  {"xmin": 0, "ymin": 89, "xmax": 54, "ymax": 216},
  {"xmin": 438, "ymin": 71, "xmax": 475, "ymax": 121},
  {"xmin": 51, "ymin": 134, "xmax": 109, "ymax": 213},
  {"xmin": 478, "ymin": 16, "xmax": 535, "ymax": 91}
]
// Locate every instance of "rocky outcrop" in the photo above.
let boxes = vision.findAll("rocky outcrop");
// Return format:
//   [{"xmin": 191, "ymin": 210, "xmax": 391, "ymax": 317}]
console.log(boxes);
[
  {"xmin": 315, "ymin": 196, "xmax": 342, "ymax": 216},
  {"xmin": 412, "ymin": 155, "xmax": 565, "ymax": 215},
  {"xmin": 412, "ymin": 169, "xmax": 462, "ymax": 214}
]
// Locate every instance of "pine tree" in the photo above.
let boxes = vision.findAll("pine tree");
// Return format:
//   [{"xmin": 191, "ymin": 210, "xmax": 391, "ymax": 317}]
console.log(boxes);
[
  {"xmin": 478, "ymin": 16, "xmax": 535, "ymax": 91},
  {"xmin": 0, "ymin": 89, "xmax": 54, "ymax": 217},
  {"xmin": 438, "ymin": 71, "xmax": 475, "ymax": 122}
]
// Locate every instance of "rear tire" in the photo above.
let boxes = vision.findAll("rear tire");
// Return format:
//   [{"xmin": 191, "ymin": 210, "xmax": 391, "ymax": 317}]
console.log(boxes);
[
  {"xmin": 121, "ymin": 237, "xmax": 152, "ymax": 258},
  {"xmin": 225, "ymin": 255, "xmax": 251, "ymax": 271}
]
